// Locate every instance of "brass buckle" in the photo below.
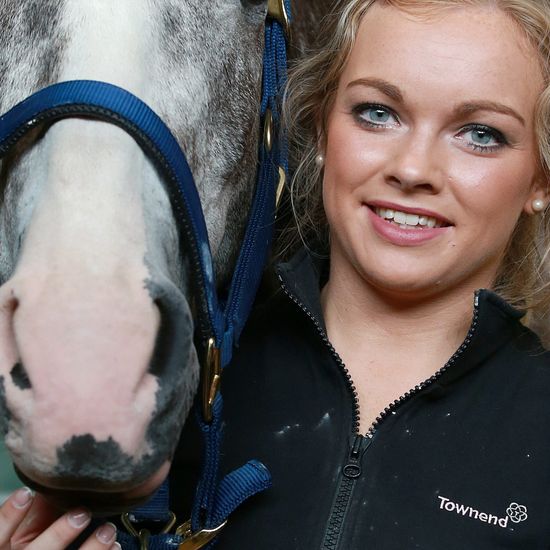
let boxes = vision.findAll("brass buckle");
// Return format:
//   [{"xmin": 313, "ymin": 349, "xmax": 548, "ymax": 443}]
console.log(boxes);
[
  {"xmin": 121, "ymin": 512, "xmax": 177, "ymax": 550},
  {"xmin": 201, "ymin": 337, "xmax": 221, "ymax": 423},
  {"xmin": 176, "ymin": 519, "xmax": 227, "ymax": 550},
  {"xmin": 267, "ymin": 0, "xmax": 291, "ymax": 38}
]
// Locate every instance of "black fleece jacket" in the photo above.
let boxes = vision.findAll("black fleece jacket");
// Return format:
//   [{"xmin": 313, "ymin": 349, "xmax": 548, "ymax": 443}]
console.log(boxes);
[{"xmin": 172, "ymin": 249, "xmax": 550, "ymax": 549}]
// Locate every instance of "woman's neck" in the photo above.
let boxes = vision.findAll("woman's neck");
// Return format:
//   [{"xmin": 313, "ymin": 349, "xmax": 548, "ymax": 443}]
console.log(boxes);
[
  {"xmin": 321, "ymin": 258, "xmax": 483, "ymax": 432},
  {"xmin": 321, "ymin": 269, "xmax": 477, "ymax": 355}
]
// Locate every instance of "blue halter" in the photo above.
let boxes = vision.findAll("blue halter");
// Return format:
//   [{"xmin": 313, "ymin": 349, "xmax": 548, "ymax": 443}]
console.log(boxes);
[{"xmin": 0, "ymin": 1, "xmax": 290, "ymax": 548}]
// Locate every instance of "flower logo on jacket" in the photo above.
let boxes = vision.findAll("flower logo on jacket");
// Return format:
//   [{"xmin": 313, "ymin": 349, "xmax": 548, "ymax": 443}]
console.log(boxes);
[{"xmin": 506, "ymin": 503, "xmax": 528, "ymax": 523}]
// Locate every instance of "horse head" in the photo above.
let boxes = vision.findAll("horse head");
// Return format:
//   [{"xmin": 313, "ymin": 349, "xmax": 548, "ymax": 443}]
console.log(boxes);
[{"xmin": 0, "ymin": 0, "xmax": 335, "ymax": 513}]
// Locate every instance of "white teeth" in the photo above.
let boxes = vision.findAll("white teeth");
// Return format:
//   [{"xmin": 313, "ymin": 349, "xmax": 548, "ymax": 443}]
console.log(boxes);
[
  {"xmin": 374, "ymin": 207, "xmax": 442, "ymax": 229},
  {"xmin": 405, "ymin": 213, "xmax": 419, "ymax": 226},
  {"xmin": 394, "ymin": 211, "xmax": 407, "ymax": 224}
]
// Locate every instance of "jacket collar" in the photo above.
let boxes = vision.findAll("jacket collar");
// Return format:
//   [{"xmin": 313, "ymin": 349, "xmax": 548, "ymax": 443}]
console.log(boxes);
[
  {"xmin": 275, "ymin": 247, "xmax": 530, "ymax": 388},
  {"xmin": 438, "ymin": 289, "xmax": 526, "ymax": 386},
  {"xmin": 275, "ymin": 247, "xmax": 328, "ymax": 331}
]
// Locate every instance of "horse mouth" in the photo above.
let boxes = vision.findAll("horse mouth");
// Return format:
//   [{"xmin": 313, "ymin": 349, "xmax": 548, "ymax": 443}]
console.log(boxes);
[{"xmin": 14, "ymin": 465, "xmax": 166, "ymax": 516}]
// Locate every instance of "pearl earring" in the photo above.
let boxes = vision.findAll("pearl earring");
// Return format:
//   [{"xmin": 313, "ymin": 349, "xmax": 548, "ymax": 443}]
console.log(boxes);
[
  {"xmin": 315, "ymin": 153, "xmax": 325, "ymax": 167},
  {"xmin": 532, "ymin": 198, "xmax": 546, "ymax": 213}
]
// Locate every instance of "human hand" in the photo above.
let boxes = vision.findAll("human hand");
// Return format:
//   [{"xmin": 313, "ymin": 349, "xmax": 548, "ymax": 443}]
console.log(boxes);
[{"xmin": 1, "ymin": 487, "xmax": 120, "ymax": 549}]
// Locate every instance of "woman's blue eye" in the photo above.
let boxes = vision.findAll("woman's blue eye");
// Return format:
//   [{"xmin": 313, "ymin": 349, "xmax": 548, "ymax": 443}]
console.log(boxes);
[
  {"xmin": 461, "ymin": 124, "xmax": 507, "ymax": 152},
  {"xmin": 354, "ymin": 104, "xmax": 397, "ymax": 126}
]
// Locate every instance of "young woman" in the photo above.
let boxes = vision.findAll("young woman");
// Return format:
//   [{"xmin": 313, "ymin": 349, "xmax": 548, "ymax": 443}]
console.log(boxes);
[{"xmin": 3, "ymin": 0, "xmax": 550, "ymax": 548}]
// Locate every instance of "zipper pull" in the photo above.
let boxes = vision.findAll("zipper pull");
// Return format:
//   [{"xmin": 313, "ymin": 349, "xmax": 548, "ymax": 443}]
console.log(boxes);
[{"xmin": 342, "ymin": 434, "xmax": 364, "ymax": 479}]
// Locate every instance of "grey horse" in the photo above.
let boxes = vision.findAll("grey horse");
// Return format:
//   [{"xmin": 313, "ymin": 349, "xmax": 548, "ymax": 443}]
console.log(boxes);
[{"xmin": 0, "ymin": 0, "xmax": 334, "ymax": 513}]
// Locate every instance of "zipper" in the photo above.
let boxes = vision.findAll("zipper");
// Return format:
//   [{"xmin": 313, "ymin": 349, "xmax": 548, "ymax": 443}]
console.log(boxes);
[
  {"xmin": 322, "ymin": 433, "xmax": 374, "ymax": 550},
  {"xmin": 278, "ymin": 273, "xmax": 481, "ymax": 549}
]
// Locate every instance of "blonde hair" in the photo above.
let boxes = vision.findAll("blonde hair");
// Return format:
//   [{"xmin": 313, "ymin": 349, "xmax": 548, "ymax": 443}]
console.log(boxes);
[{"xmin": 283, "ymin": 0, "xmax": 550, "ymax": 321}]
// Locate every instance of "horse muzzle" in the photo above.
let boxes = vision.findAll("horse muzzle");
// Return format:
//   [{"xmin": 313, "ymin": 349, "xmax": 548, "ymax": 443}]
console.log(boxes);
[{"xmin": 0, "ymin": 267, "xmax": 199, "ymax": 514}]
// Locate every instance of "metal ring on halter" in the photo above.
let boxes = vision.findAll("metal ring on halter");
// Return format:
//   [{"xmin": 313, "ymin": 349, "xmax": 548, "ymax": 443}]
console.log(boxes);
[
  {"xmin": 201, "ymin": 337, "xmax": 221, "ymax": 423},
  {"xmin": 267, "ymin": 0, "xmax": 291, "ymax": 38},
  {"xmin": 175, "ymin": 519, "xmax": 227, "ymax": 550},
  {"xmin": 121, "ymin": 512, "xmax": 178, "ymax": 550}
]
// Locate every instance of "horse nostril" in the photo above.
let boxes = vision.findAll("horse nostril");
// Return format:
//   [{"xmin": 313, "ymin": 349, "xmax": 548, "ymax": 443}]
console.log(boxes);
[
  {"xmin": 0, "ymin": 376, "xmax": 10, "ymax": 435},
  {"xmin": 145, "ymin": 281, "xmax": 194, "ymax": 379},
  {"xmin": 10, "ymin": 362, "xmax": 32, "ymax": 390}
]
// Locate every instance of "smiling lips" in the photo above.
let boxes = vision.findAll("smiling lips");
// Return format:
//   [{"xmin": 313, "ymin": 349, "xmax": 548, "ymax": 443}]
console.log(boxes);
[{"xmin": 366, "ymin": 204, "xmax": 452, "ymax": 245}]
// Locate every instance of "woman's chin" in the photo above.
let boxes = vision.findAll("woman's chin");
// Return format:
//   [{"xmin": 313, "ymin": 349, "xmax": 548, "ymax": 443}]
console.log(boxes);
[{"xmin": 14, "ymin": 461, "xmax": 171, "ymax": 516}]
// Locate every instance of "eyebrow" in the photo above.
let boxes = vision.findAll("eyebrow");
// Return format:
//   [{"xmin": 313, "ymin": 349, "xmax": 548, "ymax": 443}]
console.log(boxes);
[
  {"xmin": 454, "ymin": 101, "xmax": 525, "ymax": 126},
  {"xmin": 346, "ymin": 78, "xmax": 525, "ymax": 126},
  {"xmin": 346, "ymin": 78, "xmax": 404, "ymax": 102}
]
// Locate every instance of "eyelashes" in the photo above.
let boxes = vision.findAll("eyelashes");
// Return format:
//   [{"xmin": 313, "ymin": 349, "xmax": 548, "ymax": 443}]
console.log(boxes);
[
  {"xmin": 456, "ymin": 124, "xmax": 509, "ymax": 153},
  {"xmin": 350, "ymin": 102, "xmax": 510, "ymax": 153}
]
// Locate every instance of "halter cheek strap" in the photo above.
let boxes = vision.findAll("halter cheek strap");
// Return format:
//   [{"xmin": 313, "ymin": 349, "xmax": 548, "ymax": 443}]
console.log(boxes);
[{"xmin": 183, "ymin": 4, "xmax": 292, "ymax": 548}]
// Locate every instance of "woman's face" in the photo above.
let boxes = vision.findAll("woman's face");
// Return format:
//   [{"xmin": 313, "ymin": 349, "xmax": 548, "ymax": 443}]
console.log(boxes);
[{"xmin": 323, "ymin": 3, "xmax": 546, "ymax": 299}]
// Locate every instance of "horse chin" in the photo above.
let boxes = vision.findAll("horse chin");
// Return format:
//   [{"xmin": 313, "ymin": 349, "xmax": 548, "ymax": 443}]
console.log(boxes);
[{"xmin": 13, "ymin": 461, "xmax": 171, "ymax": 516}]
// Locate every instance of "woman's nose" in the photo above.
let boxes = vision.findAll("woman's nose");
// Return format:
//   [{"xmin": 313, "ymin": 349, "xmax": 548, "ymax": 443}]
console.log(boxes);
[{"xmin": 384, "ymin": 131, "xmax": 442, "ymax": 193}]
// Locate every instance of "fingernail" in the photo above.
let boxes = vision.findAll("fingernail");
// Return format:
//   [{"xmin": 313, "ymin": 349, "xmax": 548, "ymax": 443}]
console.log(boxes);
[
  {"xmin": 111, "ymin": 543, "xmax": 122, "ymax": 550},
  {"xmin": 12, "ymin": 487, "xmax": 34, "ymax": 509},
  {"xmin": 96, "ymin": 522, "xmax": 117, "ymax": 545},
  {"xmin": 68, "ymin": 508, "xmax": 91, "ymax": 529}
]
